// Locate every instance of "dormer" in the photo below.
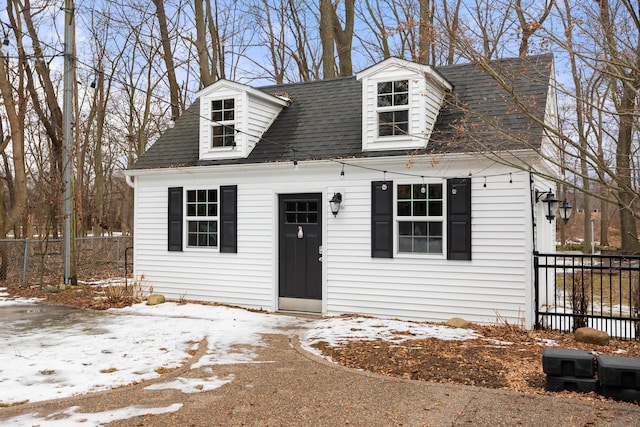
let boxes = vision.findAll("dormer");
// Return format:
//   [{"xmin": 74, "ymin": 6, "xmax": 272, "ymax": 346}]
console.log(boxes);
[
  {"xmin": 196, "ymin": 80, "xmax": 290, "ymax": 160},
  {"xmin": 356, "ymin": 57, "xmax": 452, "ymax": 152}
]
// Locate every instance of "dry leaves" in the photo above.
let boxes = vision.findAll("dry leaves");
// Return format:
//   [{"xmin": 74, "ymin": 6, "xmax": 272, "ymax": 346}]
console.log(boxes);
[{"xmin": 313, "ymin": 324, "xmax": 640, "ymax": 399}]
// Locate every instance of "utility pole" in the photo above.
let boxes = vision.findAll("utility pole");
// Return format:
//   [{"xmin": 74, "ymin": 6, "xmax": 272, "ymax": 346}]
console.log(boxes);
[{"xmin": 63, "ymin": 0, "xmax": 77, "ymax": 285}]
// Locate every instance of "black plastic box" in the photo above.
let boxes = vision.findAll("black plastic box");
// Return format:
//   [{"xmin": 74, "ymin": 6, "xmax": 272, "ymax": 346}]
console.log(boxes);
[
  {"xmin": 597, "ymin": 355, "xmax": 640, "ymax": 388},
  {"xmin": 542, "ymin": 348, "xmax": 595, "ymax": 378},
  {"xmin": 546, "ymin": 375, "xmax": 598, "ymax": 393},
  {"xmin": 599, "ymin": 385, "xmax": 640, "ymax": 403}
]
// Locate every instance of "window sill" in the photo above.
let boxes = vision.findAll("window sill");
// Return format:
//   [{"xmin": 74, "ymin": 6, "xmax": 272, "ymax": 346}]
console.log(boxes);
[
  {"xmin": 395, "ymin": 252, "xmax": 444, "ymax": 260},
  {"xmin": 184, "ymin": 246, "xmax": 220, "ymax": 253},
  {"xmin": 363, "ymin": 137, "xmax": 425, "ymax": 152}
]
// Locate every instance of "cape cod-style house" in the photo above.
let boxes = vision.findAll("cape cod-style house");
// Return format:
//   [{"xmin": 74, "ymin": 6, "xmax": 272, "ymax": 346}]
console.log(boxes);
[{"xmin": 126, "ymin": 55, "xmax": 560, "ymax": 328}]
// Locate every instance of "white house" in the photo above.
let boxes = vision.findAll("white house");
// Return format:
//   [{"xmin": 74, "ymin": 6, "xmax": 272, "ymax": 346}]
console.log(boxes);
[{"xmin": 126, "ymin": 55, "xmax": 561, "ymax": 328}]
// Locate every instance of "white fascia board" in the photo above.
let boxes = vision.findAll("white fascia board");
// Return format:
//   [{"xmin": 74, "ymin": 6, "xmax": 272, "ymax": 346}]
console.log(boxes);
[
  {"xmin": 125, "ymin": 148, "xmax": 544, "ymax": 180},
  {"xmin": 356, "ymin": 57, "xmax": 452, "ymax": 92},
  {"xmin": 196, "ymin": 79, "xmax": 290, "ymax": 108}
]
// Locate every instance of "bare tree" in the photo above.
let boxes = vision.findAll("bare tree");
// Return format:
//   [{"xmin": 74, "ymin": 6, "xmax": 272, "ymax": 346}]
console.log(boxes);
[
  {"xmin": 449, "ymin": 0, "xmax": 640, "ymax": 253},
  {"xmin": 152, "ymin": 0, "xmax": 182, "ymax": 118},
  {"xmin": 0, "ymin": 6, "xmax": 29, "ymax": 255},
  {"xmin": 596, "ymin": 0, "xmax": 640, "ymax": 253},
  {"xmin": 559, "ymin": 0, "xmax": 592, "ymax": 252},
  {"xmin": 418, "ymin": 0, "xmax": 433, "ymax": 64},
  {"xmin": 320, "ymin": 0, "xmax": 355, "ymax": 78},
  {"xmin": 515, "ymin": 0, "xmax": 554, "ymax": 57},
  {"xmin": 193, "ymin": 0, "xmax": 216, "ymax": 87}
]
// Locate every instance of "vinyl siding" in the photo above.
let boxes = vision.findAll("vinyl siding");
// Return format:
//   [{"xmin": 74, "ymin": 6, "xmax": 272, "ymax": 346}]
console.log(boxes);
[{"xmin": 132, "ymin": 156, "xmax": 537, "ymax": 326}]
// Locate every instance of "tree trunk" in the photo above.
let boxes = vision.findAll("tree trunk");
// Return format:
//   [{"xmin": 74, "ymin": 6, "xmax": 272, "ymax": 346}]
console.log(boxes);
[
  {"xmin": 516, "ymin": 0, "xmax": 554, "ymax": 57},
  {"xmin": 152, "ymin": 0, "xmax": 181, "ymax": 118},
  {"xmin": 616, "ymin": 86, "xmax": 640, "ymax": 253},
  {"xmin": 194, "ymin": 0, "xmax": 215, "ymax": 87},
  {"xmin": 600, "ymin": 191, "xmax": 609, "ymax": 247},
  {"xmin": 332, "ymin": 0, "xmax": 354, "ymax": 76},
  {"xmin": 288, "ymin": 0, "xmax": 313, "ymax": 81},
  {"xmin": 443, "ymin": 0, "xmax": 462, "ymax": 65},
  {"xmin": 0, "ymin": 44, "xmax": 28, "ymax": 244},
  {"xmin": 418, "ymin": 0, "xmax": 432, "ymax": 65},
  {"xmin": 207, "ymin": 0, "xmax": 224, "ymax": 80},
  {"xmin": 319, "ymin": 0, "xmax": 336, "ymax": 78},
  {"xmin": 93, "ymin": 68, "xmax": 107, "ymax": 237}
]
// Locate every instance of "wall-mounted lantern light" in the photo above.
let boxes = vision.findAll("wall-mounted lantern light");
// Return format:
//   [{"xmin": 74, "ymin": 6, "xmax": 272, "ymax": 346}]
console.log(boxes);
[
  {"xmin": 329, "ymin": 192, "xmax": 343, "ymax": 217},
  {"xmin": 558, "ymin": 199, "xmax": 573, "ymax": 224},
  {"xmin": 536, "ymin": 189, "xmax": 564, "ymax": 223}
]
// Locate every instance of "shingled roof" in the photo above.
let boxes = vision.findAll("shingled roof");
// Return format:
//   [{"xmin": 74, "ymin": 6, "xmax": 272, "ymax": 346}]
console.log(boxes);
[{"xmin": 130, "ymin": 54, "xmax": 553, "ymax": 171}]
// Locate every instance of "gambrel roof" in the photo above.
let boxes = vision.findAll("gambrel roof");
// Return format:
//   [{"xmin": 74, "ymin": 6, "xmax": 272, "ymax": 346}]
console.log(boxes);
[{"xmin": 131, "ymin": 54, "xmax": 554, "ymax": 171}]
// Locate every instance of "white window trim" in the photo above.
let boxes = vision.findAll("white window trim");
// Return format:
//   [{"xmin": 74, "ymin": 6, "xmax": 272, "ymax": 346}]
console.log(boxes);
[
  {"xmin": 210, "ymin": 97, "xmax": 237, "ymax": 151},
  {"xmin": 393, "ymin": 181, "xmax": 446, "ymax": 258},
  {"xmin": 184, "ymin": 187, "xmax": 220, "ymax": 252},
  {"xmin": 362, "ymin": 75, "xmax": 426, "ymax": 151},
  {"xmin": 376, "ymin": 80, "xmax": 410, "ymax": 139}
]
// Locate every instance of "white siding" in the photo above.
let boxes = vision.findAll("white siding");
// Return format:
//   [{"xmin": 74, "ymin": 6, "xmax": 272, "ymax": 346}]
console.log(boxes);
[
  {"xmin": 324, "ymin": 169, "xmax": 531, "ymax": 326},
  {"xmin": 132, "ymin": 156, "xmax": 538, "ymax": 326}
]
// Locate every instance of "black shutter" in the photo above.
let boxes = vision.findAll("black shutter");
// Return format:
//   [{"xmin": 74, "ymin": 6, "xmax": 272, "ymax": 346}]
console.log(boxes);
[
  {"xmin": 447, "ymin": 178, "xmax": 471, "ymax": 260},
  {"xmin": 220, "ymin": 185, "xmax": 238, "ymax": 253},
  {"xmin": 371, "ymin": 181, "xmax": 393, "ymax": 258},
  {"xmin": 168, "ymin": 187, "xmax": 183, "ymax": 252}
]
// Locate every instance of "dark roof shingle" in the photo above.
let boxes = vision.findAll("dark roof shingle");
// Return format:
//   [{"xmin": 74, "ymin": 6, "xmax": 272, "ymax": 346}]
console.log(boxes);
[{"xmin": 131, "ymin": 54, "xmax": 553, "ymax": 170}]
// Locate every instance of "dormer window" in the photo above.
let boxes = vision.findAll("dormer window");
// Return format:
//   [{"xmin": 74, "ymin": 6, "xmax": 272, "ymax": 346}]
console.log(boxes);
[
  {"xmin": 377, "ymin": 80, "xmax": 409, "ymax": 137},
  {"xmin": 211, "ymin": 99, "xmax": 235, "ymax": 148}
]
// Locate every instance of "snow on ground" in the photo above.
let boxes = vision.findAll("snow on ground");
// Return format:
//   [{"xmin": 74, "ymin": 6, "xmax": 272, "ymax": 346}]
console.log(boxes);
[
  {"xmin": 0, "ymin": 299, "xmax": 305, "ymax": 406},
  {"xmin": 1, "ymin": 404, "xmax": 183, "ymax": 427},
  {"xmin": 0, "ymin": 293, "xmax": 483, "ymax": 426}
]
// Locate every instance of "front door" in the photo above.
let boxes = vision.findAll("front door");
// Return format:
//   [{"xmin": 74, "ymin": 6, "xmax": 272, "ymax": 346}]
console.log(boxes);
[{"xmin": 278, "ymin": 193, "xmax": 322, "ymax": 312}]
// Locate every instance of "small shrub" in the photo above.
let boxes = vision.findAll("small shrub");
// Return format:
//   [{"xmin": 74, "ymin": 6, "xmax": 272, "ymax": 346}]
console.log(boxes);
[
  {"xmin": 101, "ymin": 280, "xmax": 146, "ymax": 308},
  {"xmin": 571, "ymin": 271, "xmax": 591, "ymax": 331}
]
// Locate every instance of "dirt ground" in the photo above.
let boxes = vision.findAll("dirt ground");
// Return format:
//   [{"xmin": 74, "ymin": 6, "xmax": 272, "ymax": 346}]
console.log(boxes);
[{"xmin": 4, "ymin": 282, "xmax": 640, "ymax": 402}]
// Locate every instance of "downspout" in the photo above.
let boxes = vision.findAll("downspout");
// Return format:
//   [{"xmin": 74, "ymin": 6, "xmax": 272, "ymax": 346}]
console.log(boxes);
[
  {"xmin": 529, "ymin": 169, "xmax": 540, "ymax": 330},
  {"xmin": 529, "ymin": 170, "xmax": 537, "ymax": 253},
  {"xmin": 124, "ymin": 173, "xmax": 135, "ymax": 288}
]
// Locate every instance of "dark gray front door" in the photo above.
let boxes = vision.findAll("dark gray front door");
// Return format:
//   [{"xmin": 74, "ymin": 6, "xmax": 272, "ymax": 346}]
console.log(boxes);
[{"xmin": 278, "ymin": 193, "xmax": 322, "ymax": 312}]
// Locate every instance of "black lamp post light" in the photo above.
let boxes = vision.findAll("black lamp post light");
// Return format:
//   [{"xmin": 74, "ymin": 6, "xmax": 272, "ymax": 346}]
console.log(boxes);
[{"xmin": 535, "ymin": 189, "xmax": 572, "ymax": 223}]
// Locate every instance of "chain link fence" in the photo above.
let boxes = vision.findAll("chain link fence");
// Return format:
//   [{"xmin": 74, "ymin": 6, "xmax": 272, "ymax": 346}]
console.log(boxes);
[{"xmin": 0, "ymin": 236, "xmax": 133, "ymax": 286}]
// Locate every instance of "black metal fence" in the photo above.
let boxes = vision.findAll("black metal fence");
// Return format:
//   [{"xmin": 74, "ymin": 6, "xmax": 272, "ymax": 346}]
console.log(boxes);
[
  {"xmin": 535, "ymin": 251, "xmax": 640, "ymax": 340},
  {"xmin": 0, "ymin": 236, "xmax": 133, "ymax": 286}
]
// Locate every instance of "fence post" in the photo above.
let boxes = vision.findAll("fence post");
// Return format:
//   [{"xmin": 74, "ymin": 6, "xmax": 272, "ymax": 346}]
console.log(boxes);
[
  {"xmin": 116, "ymin": 236, "xmax": 120, "ymax": 272},
  {"xmin": 22, "ymin": 239, "xmax": 29, "ymax": 284}
]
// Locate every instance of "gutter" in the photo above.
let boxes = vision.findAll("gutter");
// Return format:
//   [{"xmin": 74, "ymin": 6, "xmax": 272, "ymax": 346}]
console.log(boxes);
[{"xmin": 125, "ymin": 174, "xmax": 135, "ymax": 188}]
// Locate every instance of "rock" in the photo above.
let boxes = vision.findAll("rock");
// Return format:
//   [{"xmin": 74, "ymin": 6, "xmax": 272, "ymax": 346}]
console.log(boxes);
[
  {"xmin": 147, "ymin": 294, "xmax": 166, "ymax": 306},
  {"xmin": 42, "ymin": 285, "xmax": 60, "ymax": 294},
  {"xmin": 574, "ymin": 327, "xmax": 610, "ymax": 346},
  {"xmin": 446, "ymin": 317, "xmax": 469, "ymax": 329}
]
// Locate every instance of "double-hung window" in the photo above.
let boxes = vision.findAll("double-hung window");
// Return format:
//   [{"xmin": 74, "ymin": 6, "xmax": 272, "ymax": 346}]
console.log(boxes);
[
  {"xmin": 211, "ymin": 99, "xmax": 235, "ymax": 148},
  {"xmin": 397, "ymin": 183, "xmax": 443, "ymax": 254},
  {"xmin": 377, "ymin": 80, "xmax": 409, "ymax": 137},
  {"xmin": 186, "ymin": 189, "xmax": 218, "ymax": 247}
]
